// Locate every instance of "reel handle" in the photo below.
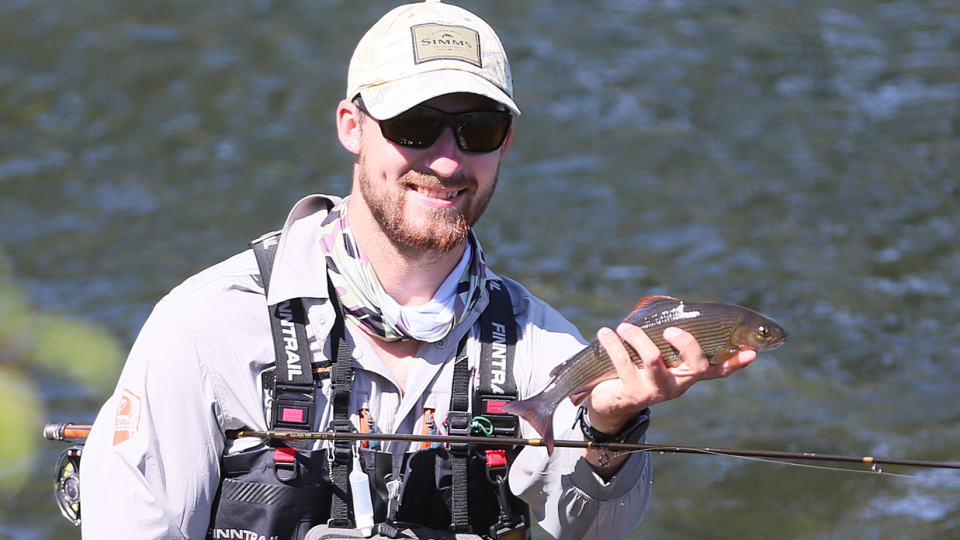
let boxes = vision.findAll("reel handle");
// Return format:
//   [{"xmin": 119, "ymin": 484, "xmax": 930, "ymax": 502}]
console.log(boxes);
[{"xmin": 44, "ymin": 422, "xmax": 92, "ymax": 442}]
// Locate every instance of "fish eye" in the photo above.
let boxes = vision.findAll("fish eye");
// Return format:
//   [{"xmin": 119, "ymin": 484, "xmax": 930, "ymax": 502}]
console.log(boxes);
[{"xmin": 758, "ymin": 325, "xmax": 769, "ymax": 337}]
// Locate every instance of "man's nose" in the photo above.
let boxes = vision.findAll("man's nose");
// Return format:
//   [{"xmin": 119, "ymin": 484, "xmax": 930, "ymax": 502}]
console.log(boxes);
[{"xmin": 423, "ymin": 127, "xmax": 463, "ymax": 178}]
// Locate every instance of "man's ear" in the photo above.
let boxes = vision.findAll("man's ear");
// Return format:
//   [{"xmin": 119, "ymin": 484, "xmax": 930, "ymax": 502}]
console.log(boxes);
[{"xmin": 336, "ymin": 99, "xmax": 363, "ymax": 155}]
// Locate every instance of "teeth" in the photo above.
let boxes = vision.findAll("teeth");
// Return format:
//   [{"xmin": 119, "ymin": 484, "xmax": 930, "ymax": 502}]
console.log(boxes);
[{"xmin": 417, "ymin": 187, "xmax": 459, "ymax": 200}]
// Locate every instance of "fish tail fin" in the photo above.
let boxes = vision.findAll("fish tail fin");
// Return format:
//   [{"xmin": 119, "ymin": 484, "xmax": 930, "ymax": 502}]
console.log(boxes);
[{"xmin": 501, "ymin": 395, "xmax": 557, "ymax": 455}]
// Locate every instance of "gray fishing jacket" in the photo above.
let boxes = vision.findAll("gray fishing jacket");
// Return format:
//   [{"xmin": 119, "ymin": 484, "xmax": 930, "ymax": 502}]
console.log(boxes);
[{"xmin": 80, "ymin": 194, "xmax": 653, "ymax": 540}]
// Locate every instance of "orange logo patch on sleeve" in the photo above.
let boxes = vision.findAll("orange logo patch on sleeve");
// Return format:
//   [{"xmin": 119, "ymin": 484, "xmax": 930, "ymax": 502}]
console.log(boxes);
[{"xmin": 112, "ymin": 389, "xmax": 142, "ymax": 446}]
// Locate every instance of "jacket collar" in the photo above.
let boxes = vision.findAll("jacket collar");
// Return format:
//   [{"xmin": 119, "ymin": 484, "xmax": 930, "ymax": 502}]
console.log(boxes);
[{"xmin": 265, "ymin": 194, "xmax": 341, "ymax": 306}]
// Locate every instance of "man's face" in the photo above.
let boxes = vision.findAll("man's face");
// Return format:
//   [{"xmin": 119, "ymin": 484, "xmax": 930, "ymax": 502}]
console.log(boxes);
[{"xmin": 353, "ymin": 93, "xmax": 512, "ymax": 253}]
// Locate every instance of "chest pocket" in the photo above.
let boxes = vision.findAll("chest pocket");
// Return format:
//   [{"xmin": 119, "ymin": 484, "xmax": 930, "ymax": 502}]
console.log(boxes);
[{"xmin": 209, "ymin": 445, "xmax": 332, "ymax": 540}]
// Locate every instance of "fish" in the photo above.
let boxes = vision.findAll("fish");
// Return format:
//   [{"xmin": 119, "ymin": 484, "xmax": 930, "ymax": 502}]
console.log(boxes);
[{"xmin": 501, "ymin": 295, "xmax": 788, "ymax": 454}]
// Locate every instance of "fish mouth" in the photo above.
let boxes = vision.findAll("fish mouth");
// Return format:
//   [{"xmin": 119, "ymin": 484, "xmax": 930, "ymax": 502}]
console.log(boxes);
[{"xmin": 766, "ymin": 331, "xmax": 789, "ymax": 349}]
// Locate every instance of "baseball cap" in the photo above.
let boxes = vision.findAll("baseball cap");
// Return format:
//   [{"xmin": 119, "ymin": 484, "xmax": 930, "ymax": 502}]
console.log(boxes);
[{"xmin": 346, "ymin": 0, "xmax": 520, "ymax": 120}]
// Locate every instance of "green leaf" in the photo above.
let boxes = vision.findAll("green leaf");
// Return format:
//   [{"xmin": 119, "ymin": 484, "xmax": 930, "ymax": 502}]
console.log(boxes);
[
  {"xmin": 31, "ymin": 314, "xmax": 125, "ymax": 395},
  {"xmin": 0, "ymin": 366, "xmax": 42, "ymax": 501}
]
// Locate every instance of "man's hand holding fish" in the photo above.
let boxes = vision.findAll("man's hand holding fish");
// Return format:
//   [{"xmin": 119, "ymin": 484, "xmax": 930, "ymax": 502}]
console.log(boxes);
[
  {"xmin": 583, "ymin": 322, "xmax": 756, "ymax": 477},
  {"xmin": 502, "ymin": 295, "xmax": 788, "ymax": 478}
]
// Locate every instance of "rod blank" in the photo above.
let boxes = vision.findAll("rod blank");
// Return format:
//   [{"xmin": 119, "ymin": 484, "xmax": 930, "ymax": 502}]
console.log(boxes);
[{"xmin": 43, "ymin": 422, "xmax": 960, "ymax": 471}]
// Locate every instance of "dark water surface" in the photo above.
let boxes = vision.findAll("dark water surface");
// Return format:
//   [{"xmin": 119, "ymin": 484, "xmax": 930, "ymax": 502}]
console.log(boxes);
[{"xmin": 2, "ymin": 0, "xmax": 959, "ymax": 538}]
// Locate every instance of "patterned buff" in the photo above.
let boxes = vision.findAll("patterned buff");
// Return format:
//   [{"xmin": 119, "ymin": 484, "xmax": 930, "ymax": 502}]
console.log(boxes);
[{"xmin": 317, "ymin": 199, "xmax": 488, "ymax": 343}]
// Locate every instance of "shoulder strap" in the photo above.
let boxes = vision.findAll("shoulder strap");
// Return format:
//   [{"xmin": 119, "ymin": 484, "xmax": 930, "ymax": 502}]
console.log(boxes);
[
  {"xmin": 250, "ymin": 232, "xmax": 315, "ymax": 436},
  {"xmin": 250, "ymin": 231, "xmax": 356, "ymax": 528},
  {"xmin": 447, "ymin": 279, "xmax": 519, "ymax": 534},
  {"xmin": 325, "ymin": 273, "xmax": 357, "ymax": 529},
  {"xmin": 448, "ymin": 279, "xmax": 519, "ymax": 436},
  {"xmin": 475, "ymin": 279, "xmax": 519, "ymax": 437}
]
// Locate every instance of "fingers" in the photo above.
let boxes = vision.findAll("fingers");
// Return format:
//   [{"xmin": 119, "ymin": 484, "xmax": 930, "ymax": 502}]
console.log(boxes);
[
  {"xmin": 593, "ymin": 325, "xmax": 663, "ymax": 427},
  {"xmin": 662, "ymin": 327, "xmax": 709, "ymax": 374},
  {"xmin": 617, "ymin": 323, "xmax": 672, "ymax": 378},
  {"xmin": 596, "ymin": 327, "xmax": 643, "ymax": 388},
  {"xmin": 701, "ymin": 349, "xmax": 756, "ymax": 380},
  {"xmin": 596, "ymin": 324, "xmax": 668, "ymax": 401},
  {"xmin": 604, "ymin": 324, "xmax": 718, "ymax": 379}
]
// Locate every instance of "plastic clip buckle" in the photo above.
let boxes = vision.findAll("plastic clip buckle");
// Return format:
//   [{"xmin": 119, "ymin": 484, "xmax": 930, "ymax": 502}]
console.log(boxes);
[
  {"xmin": 489, "ymin": 474, "xmax": 527, "ymax": 540},
  {"xmin": 490, "ymin": 520, "xmax": 528, "ymax": 540},
  {"xmin": 273, "ymin": 445, "xmax": 299, "ymax": 482},
  {"xmin": 478, "ymin": 396, "xmax": 521, "ymax": 438},
  {"xmin": 327, "ymin": 518, "xmax": 354, "ymax": 529},
  {"xmin": 271, "ymin": 384, "xmax": 315, "ymax": 431},
  {"xmin": 490, "ymin": 476, "xmax": 527, "ymax": 540},
  {"xmin": 445, "ymin": 411, "xmax": 472, "ymax": 457},
  {"xmin": 376, "ymin": 521, "xmax": 401, "ymax": 539},
  {"xmin": 487, "ymin": 460, "xmax": 526, "ymax": 540},
  {"xmin": 328, "ymin": 419, "xmax": 354, "ymax": 465},
  {"xmin": 485, "ymin": 449, "xmax": 509, "ymax": 484}
]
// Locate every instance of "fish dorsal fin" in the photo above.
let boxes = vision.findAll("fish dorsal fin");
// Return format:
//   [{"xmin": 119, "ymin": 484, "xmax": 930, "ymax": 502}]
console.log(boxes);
[{"xmin": 632, "ymin": 295, "xmax": 680, "ymax": 312}]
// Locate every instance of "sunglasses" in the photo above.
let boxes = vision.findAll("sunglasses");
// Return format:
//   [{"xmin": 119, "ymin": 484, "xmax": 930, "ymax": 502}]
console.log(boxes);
[{"xmin": 367, "ymin": 104, "xmax": 513, "ymax": 154}]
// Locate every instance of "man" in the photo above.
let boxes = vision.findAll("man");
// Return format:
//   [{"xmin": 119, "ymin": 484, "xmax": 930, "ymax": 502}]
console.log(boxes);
[{"xmin": 80, "ymin": 1, "xmax": 755, "ymax": 539}]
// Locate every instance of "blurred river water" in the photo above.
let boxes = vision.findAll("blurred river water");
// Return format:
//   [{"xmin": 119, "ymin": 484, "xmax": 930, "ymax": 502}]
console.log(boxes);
[{"xmin": 1, "ymin": 0, "xmax": 959, "ymax": 538}]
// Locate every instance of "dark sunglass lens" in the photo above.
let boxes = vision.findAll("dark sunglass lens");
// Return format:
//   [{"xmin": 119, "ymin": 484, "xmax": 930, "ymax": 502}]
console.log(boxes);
[
  {"xmin": 380, "ymin": 107, "xmax": 444, "ymax": 148},
  {"xmin": 457, "ymin": 112, "xmax": 511, "ymax": 152}
]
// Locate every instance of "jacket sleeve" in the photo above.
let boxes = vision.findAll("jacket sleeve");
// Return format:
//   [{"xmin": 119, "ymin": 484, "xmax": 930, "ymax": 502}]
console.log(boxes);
[
  {"xmin": 505, "ymin": 281, "xmax": 653, "ymax": 540},
  {"xmin": 509, "ymin": 413, "xmax": 653, "ymax": 540},
  {"xmin": 80, "ymin": 299, "xmax": 227, "ymax": 540}
]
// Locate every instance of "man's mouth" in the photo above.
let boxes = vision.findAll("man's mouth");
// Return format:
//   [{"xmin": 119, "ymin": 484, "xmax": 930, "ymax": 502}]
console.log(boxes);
[{"xmin": 415, "ymin": 186, "xmax": 464, "ymax": 200}]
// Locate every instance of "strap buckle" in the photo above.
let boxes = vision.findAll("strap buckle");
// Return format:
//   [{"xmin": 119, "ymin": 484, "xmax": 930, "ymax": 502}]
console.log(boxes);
[
  {"xmin": 271, "ymin": 384, "xmax": 315, "ymax": 431},
  {"xmin": 445, "ymin": 411, "xmax": 472, "ymax": 457},
  {"xmin": 328, "ymin": 419, "xmax": 354, "ymax": 465},
  {"xmin": 485, "ymin": 449, "xmax": 509, "ymax": 484},
  {"xmin": 490, "ymin": 519, "xmax": 528, "ymax": 540},
  {"xmin": 326, "ymin": 518, "xmax": 354, "ymax": 529},
  {"xmin": 272, "ymin": 444, "xmax": 300, "ymax": 482},
  {"xmin": 484, "ymin": 449, "xmax": 527, "ymax": 540},
  {"xmin": 476, "ymin": 394, "xmax": 521, "ymax": 438},
  {"xmin": 489, "ymin": 473, "xmax": 527, "ymax": 540}
]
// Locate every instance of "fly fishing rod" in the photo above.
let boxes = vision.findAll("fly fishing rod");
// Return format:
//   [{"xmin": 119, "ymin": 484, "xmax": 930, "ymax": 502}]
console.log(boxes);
[{"xmin": 44, "ymin": 422, "xmax": 960, "ymax": 471}]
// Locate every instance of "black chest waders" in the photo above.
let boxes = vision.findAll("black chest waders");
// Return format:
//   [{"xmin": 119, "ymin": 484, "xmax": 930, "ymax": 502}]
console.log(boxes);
[
  {"xmin": 207, "ymin": 232, "xmax": 529, "ymax": 540},
  {"xmin": 207, "ymin": 231, "xmax": 343, "ymax": 540}
]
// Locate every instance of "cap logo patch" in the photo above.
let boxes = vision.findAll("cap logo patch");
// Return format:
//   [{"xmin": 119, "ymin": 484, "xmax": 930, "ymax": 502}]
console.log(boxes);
[{"xmin": 411, "ymin": 24, "xmax": 481, "ymax": 67}]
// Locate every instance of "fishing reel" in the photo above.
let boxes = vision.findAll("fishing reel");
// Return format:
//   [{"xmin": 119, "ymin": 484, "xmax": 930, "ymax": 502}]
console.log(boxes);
[{"xmin": 54, "ymin": 445, "xmax": 83, "ymax": 526}]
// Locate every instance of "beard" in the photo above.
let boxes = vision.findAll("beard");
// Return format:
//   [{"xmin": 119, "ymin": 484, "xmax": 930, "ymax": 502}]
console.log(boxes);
[{"xmin": 357, "ymin": 153, "xmax": 498, "ymax": 253}]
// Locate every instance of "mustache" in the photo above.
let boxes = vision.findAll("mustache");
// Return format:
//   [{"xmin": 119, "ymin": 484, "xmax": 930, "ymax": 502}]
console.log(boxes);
[{"xmin": 401, "ymin": 170, "xmax": 477, "ymax": 191}]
